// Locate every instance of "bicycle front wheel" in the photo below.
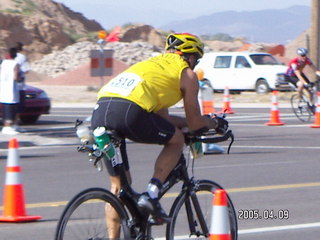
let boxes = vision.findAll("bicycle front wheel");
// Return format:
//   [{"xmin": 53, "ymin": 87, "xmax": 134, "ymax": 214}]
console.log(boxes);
[
  {"xmin": 291, "ymin": 94, "xmax": 313, "ymax": 122},
  {"xmin": 166, "ymin": 180, "xmax": 237, "ymax": 240},
  {"xmin": 55, "ymin": 188, "xmax": 131, "ymax": 240}
]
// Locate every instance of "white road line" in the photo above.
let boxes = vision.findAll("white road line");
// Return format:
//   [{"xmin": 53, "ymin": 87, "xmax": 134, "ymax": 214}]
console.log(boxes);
[
  {"xmin": 194, "ymin": 160, "xmax": 299, "ymax": 170},
  {"xmin": 155, "ymin": 222, "xmax": 320, "ymax": 239},
  {"xmin": 231, "ymin": 123, "xmax": 311, "ymax": 127},
  {"xmin": 229, "ymin": 145, "xmax": 320, "ymax": 149},
  {"xmin": 238, "ymin": 222, "xmax": 320, "ymax": 234}
]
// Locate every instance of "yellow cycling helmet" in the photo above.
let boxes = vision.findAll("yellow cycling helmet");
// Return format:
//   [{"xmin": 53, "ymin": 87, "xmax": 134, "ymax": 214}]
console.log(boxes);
[{"xmin": 165, "ymin": 33, "xmax": 204, "ymax": 57}]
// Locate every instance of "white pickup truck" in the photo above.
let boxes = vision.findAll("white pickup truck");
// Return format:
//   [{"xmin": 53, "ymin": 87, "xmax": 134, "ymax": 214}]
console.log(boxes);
[{"xmin": 195, "ymin": 52, "xmax": 291, "ymax": 94}]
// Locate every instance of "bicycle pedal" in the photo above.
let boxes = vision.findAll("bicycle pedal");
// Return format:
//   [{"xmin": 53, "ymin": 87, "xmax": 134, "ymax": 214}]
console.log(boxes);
[
  {"xmin": 135, "ymin": 232, "xmax": 146, "ymax": 240},
  {"xmin": 148, "ymin": 216, "xmax": 171, "ymax": 225},
  {"xmin": 135, "ymin": 232, "xmax": 154, "ymax": 240},
  {"xmin": 148, "ymin": 217, "xmax": 161, "ymax": 225}
]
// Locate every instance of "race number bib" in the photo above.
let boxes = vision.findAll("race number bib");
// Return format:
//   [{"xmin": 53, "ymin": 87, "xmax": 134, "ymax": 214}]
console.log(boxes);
[{"xmin": 105, "ymin": 72, "xmax": 143, "ymax": 96}]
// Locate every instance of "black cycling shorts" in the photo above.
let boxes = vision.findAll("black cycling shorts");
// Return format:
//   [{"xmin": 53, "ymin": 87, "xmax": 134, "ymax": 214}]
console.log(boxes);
[
  {"xmin": 286, "ymin": 73, "xmax": 310, "ymax": 87},
  {"xmin": 91, "ymin": 97, "xmax": 176, "ymax": 176}
]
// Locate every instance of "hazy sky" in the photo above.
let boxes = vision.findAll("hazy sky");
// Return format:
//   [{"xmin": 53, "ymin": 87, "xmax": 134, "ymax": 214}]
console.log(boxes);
[{"xmin": 55, "ymin": 0, "xmax": 311, "ymax": 29}]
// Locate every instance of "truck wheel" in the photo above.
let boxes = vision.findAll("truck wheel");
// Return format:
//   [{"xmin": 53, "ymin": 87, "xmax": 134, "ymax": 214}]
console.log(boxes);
[{"xmin": 256, "ymin": 80, "xmax": 270, "ymax": 94}]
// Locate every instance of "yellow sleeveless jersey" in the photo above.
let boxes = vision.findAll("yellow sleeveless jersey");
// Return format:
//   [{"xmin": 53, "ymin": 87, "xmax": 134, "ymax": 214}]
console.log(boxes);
[{"xmin": 98, "ymin": 53, "xmax": 189, "ymax": 112}]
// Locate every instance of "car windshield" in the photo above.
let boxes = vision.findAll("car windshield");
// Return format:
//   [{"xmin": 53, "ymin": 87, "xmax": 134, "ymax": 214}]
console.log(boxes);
[{"xmin": 249, "ymin": 54, "xmax": 281, "ymax": 65}]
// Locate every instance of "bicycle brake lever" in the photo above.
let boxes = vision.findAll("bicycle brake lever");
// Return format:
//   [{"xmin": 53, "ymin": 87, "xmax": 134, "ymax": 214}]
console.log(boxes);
[
  {"xmin": 93, "ymin": 158, "xmax": 103, "ymax": 172},
  {"xmin": 226, "ymin": 131, "xmax": 234, "ymax": 154},
  {"xmin": 213, "ymin": 112, "xmax": 226, "ymax": 119},
  {"xmin": 75, "ymin": 119, "xmax": 83, "ymax": 128}
]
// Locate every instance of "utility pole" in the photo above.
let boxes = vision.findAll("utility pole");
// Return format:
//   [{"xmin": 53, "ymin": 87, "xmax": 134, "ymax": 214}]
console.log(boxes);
[{"xmin": 310, "ymin": 0, "xmax": 320, "ymax": 68}]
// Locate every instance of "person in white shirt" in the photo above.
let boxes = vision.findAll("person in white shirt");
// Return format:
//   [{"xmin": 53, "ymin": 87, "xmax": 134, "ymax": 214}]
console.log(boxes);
[
  {"xmin": 15, "ymin": 42, "xmax": 30, "ymax": 126},
  {"xmin": 0, "ymin": 48, "xmax": 20, "ymax": 135}
]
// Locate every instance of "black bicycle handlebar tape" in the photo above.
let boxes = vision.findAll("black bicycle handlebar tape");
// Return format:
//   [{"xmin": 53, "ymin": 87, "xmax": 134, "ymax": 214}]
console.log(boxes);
[
  {"xmin": 189, "ymin": 130, "xmax": 234, "ymax": 154},
  {"xmin": 192, "ymin": 130, "xmax": 233, "ymax": 143},
  {"xmin": 191, "ymin": 126, "xmax": 210, "ymax": 136}
]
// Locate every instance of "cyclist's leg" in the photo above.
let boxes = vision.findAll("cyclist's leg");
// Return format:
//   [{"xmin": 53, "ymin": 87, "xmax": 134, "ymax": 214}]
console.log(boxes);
[
  {"xmin": 286, "ymin": 75, "xmax": 298, "ymax": 89},
  {"xmin": 106, "ymin": 176, "xmax": 121, "ymax": 238},
  {"xmin": 287, "ymin": 75, "xmax": 303, "ymax": 97},
  {"xmin": 287, "ymin": 75, "xmax": 309, "ymax": 99},
  {"xmin": 297, "ymin": 80, "xmax": 304, "ymax": 97},
  {"xmin": 92, "ymin": 100, "xmax": 132, "ymax": 239},
  {"xmin": 153, "ymin": 127, "xmax": 184, "ymax": 183},
  {"xmin": 92, "ymin": 97, "xmax": 183, "ymax": 222},
  {"xmin": 100, "ymin": 98, "xmax": 183, "ymax": 186},
  {"xmin": 299, "ymin": 73, "xmax": 312, "ymax": 101},
  {"xmin": 105, "ymin": 141, "xmax": 131, "ymax": 239},
  {"xmin": 107, "ymin": 173, "xmax": 131, "ymax": 239}
]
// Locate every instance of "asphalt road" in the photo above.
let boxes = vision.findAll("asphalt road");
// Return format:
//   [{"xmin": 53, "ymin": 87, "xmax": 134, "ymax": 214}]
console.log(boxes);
[{"xmin": 0, "ymin": 106, "xmax": 320, "ymax": 239}]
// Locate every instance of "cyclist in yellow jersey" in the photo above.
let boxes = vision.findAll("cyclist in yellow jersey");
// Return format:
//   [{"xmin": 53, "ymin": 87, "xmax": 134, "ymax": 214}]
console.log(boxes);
[
  {"xmin": 91, "ymin": 33, "xmax": 228, "ymax": 235},
  {"xmin": 98, "ymin": 53, "xmax": 188, "ymax": 112}
]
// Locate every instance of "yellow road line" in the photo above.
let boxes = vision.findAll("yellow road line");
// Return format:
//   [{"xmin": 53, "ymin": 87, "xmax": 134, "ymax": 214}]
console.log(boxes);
[
  {"xmin": 227, "ymin": 181, "xmax": 320, "ymax": 193},
  {"xmin": 1, "ymin": 182, "xmax": 320, "ymax": 210}
]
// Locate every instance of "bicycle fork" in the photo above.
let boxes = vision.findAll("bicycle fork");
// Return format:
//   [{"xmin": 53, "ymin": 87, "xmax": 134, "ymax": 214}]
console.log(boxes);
[{"xmin": 184, "ymin": 188, "xmax": 210, "ymax": 238}]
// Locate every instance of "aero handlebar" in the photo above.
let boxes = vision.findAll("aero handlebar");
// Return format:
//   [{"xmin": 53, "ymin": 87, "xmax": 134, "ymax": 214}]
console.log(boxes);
[{"xmin": 185, "ymin": 130, "xmax": 234, "ymax": 154}]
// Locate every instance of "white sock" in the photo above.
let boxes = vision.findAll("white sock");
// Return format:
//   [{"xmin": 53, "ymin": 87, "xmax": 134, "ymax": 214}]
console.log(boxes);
[{"xmin": 147, "ymin": 183, "xmax": 159, "ymax": 199}]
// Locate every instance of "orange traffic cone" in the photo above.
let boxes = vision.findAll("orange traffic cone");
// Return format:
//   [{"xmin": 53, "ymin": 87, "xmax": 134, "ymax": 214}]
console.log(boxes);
[
  {"xmin": 0, "ymin": 138, "xmax": 42, "ymax": 222},
  {"xmin": 265, "ymin": 90, "xmax": 284, "ymax": 126},
  {"xmin": 209, "ymin": 189, "xmax": 231, "ymax": 240},
  {"xmin": 220, "ymin": 86, "xmax": 234, "ymax": 114},
  {"xmin": 202, "ymin": 100, "xmax": 215, "ymax": 115},
  {"xmin": 199, "ymin": 79, "xmax": 215, "ymax": 114},
  {"xmin": 311, "ymin": 91, "xmax": 320, "ymax": 128}
]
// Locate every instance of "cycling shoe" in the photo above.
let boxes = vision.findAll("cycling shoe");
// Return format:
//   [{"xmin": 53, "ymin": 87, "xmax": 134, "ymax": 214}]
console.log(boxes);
[{"xmin": 137, "ymin": 192, "xmax": 171, "ymax": 224}]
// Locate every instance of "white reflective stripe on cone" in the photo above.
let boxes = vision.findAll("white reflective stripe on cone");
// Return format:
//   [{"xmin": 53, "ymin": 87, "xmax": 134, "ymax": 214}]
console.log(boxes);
[
  {"xmin": 7, "ymin": 149, "xmax": 20, "ymax": 167},
  {"xmin": 210, "ymin": 206, "xmax": 231, "ymax": 234},
  {"xmin": 5, "ymin": 171, "xmax": 22, "ymax": 185}
]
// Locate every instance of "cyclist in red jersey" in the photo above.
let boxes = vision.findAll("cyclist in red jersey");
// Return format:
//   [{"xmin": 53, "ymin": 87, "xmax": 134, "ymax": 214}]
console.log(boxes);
[{"xmin": 286, "ymin": 48, "xmax": 320, "ymax": 99}]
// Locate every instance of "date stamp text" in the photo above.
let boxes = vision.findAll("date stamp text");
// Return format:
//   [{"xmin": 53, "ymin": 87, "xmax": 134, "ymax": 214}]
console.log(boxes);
[{"xmin": 238, "ymin": 209, "xmax": 289, "ymax": 220}]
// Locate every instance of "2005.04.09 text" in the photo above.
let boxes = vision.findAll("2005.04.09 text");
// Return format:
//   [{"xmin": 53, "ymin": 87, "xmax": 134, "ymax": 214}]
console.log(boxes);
[{"xmin": 238, "ymin": 209, "xmax": 289, "ymax": 220}]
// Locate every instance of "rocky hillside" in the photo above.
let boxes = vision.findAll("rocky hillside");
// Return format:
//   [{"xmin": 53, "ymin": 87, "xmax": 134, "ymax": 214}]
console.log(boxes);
[
  {"xmin": 31, "ymin": 41, "xmax": 163, "ymax": 78},
  {"xmin": 0, "ymin": 0, "xmax": 103, "ymax": 60},
  {"xmin": 0, "ymin": 0, "xmax": 307, "ymax": 84}
]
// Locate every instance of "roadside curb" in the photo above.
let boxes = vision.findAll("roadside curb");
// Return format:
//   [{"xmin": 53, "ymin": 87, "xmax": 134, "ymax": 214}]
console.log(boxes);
[{"xmin": 0, "ymin": 133, "xmax": 78, "ymax": 150}]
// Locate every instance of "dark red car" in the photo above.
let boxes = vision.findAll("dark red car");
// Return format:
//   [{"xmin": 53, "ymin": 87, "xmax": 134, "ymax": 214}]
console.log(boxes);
[{"xmin": 0, "ymin": 85, "xmax": 51, "ymax": 124}]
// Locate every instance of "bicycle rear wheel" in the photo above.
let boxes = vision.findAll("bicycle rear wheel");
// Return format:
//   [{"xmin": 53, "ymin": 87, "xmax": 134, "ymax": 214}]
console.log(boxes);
[
  {"xmin": 166, "ymin": 180, "xmax": 237, "ymax": 240},
  {"xmin": 291, "ymin": 94, "xmax": 313, "ymax": 122},
  {"xmin": 55, "ymin": 188, "xmax": 131, "ymax": 240}
]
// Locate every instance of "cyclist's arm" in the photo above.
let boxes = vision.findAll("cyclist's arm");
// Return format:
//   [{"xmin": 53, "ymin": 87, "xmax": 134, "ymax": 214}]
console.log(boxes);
[
  {"xmin": 180, "ymin": 68, "xmax": 217, "ymax": 131},
  {"xmin": 156, "ymin": 108, "xmax": 187, "ymax": 128}
]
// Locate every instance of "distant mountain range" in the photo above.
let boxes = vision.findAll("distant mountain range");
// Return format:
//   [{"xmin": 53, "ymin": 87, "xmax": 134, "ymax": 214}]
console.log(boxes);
[{"xmin": 160, "ymin": 6, "xmax": 310, "ymax": 44}]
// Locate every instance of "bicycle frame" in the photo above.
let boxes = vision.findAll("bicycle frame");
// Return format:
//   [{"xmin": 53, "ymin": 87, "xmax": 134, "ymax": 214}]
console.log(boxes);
[
  {"xmin": 112, "ymin": 130, "xmax": 234, "ymax": 238},
  {"xmin": 69, "ymin": 123, "xmax": 236, "ymax": 240},
  {"xmin": 114, "ymin": 151, "xmax": 203, "ymax": 238},
  {"xmin": 288, "ymin": 78, "xmax": 319, "ymax": 104},
  {"xmin": 289, "ymin": 79, "xmax": 320, "ymax": 122}
]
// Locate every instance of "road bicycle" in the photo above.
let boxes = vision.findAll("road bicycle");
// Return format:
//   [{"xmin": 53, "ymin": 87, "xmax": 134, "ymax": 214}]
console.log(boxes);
[
  {"xmin": 290, "ymin": 79, "xmax": 320, "ymax": 122},
  {"xmin": 55, "ymin": 121, "xmax": 237, "ymax": 240}
]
